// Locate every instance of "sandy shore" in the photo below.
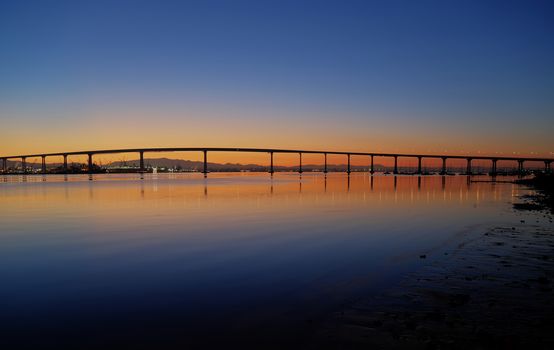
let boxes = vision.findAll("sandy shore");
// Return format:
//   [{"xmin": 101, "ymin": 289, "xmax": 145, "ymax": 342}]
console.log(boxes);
[{"xmin": 311, "ymin": 210, "xmax": 554, "ymax": 349}]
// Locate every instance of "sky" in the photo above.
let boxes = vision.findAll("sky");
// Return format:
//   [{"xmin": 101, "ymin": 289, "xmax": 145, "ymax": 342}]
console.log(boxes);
[{"xmin": 1, "ymin": 0, "xmax": 553, "ymax": 163}]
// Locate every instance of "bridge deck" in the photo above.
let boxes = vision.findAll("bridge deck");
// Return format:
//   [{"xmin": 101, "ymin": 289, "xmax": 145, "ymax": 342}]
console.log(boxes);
[{"xmin": 1, "ymin": 147, "xmax": 553, "ymax": 162}]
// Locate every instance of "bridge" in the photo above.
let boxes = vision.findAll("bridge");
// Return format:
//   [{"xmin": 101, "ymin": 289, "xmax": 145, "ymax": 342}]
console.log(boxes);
[{"xmin": 1, "ymin": 147, "xmax": 552, "ymax": 175}]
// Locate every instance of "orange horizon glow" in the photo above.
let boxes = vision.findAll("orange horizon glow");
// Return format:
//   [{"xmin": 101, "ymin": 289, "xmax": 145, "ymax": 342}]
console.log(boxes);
[{"xmin": 2, "ymin": 107, "xmax": 553, "ymax": 165}]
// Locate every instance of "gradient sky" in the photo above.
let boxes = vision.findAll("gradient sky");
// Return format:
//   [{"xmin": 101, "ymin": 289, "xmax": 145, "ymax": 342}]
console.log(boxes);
[{"xmin": 1, "ymin": 0, "xmax": 553, "ymax": 161}]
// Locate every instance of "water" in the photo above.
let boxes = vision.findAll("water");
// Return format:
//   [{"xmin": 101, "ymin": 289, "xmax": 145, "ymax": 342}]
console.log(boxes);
[{"xmin": 0, "ymin": 173, "xmax": 529, "ymax": 348}]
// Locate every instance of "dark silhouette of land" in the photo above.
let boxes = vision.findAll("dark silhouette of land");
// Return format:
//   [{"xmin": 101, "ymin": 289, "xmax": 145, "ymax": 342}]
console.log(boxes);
[
  {"xmin": 515, "ymin": 174, "xmax": 554, "ymax": 213},
  {"xmin": 106, "ymin": 158, "xmax": 384, "ymax": 173},
  {"xmin": 2, "ymin": 157, "xmax": 386, "ymax": 173}
]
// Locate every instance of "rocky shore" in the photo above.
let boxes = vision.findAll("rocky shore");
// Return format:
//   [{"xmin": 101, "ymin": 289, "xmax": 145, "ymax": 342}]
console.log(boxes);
[
  {"xmin": 311, "ymin": 175, "xmax": 554, "ymax": 349},
  {"xmin": 515, "ymin": 174, "xmax": 554, "ymax": 213}
]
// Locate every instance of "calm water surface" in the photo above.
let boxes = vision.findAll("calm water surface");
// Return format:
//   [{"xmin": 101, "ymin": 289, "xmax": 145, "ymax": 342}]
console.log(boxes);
[{"xmin": 0, "ymin": 173, "xmax": 528, "ymax": 348}]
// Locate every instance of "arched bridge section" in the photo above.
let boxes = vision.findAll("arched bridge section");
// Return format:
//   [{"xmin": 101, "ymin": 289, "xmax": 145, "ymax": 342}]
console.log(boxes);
[{"xmin": 1, "ymin": 147, "xmax": 552, "ymax": 175}]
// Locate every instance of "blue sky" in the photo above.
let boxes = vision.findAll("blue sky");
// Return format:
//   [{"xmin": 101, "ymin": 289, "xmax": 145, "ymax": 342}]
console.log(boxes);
[{"xmin": 1, "ymin": 0, "xmax": 553, "ymax": 156}]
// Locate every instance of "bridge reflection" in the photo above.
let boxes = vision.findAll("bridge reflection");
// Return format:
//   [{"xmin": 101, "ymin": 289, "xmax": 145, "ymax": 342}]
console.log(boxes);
[{"xmin": 0, "ymin": 174, "xmax": 515, "ymax": 209}]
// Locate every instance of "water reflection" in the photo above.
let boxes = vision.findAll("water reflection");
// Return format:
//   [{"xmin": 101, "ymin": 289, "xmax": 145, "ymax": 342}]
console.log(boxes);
[
  {"xmin": 0, "ymin": 173, "xmax": 529, "ymax": 348},
  {"xmin": 0, "ymin": 173, "xmax": 519, "ymax": 203}
]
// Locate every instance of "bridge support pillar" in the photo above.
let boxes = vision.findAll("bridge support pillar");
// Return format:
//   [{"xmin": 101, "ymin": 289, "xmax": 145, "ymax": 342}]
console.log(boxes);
[
  {"xmin": 139, "ymin": 151, "xmax": 145, "ymax": 173},
  {"xmin": 518, "ymin": 160, "xmax": 524, "ymax": 175},
  {"xmin": 323, "ymin": 153, "xmax": 327, "ymax": 173},
  {"xmin": 2, "ymin": 158, "xmax": 6, "ymax": 173},
  {"xmin": 88, "ymin": 154, "xmax": 93, "ymax": 174},
  {"xmin": 347, "ymin": 154, "xmax": 351, "ymax": 174},
  {"xmin": 393, "ymin": 156, "xmax": 398, "ymax": 174},
  {"xmin": 440, "ymin": 157, "xmax": 447, "ymax": 175},
  {"xmin": 490, "ymin": 159, "xmax": 497, "ymax": 176},
  {"xmin": 466, "ymin": 158, "xmax": 472, "ymax": 175},
  {"xmin": 203, "ymin": 150, "xmax": 208, "ymax": 175},
  {"xmin": 299, "ymin": 153, "xmax": 303, "ymax": 174},
  {"xmin": 417, "ymin": 157, "xmax": 422, "ymax": 175},
  {"xmin": 41, "ymin": 156, "xmax": 46, "ymax": 174},
  {"xmin": 545, "ymin": 161, "xmax": 551, "ymax": 174},
  {"xmin": 21, "ymin": 157, "xmax": 26, "ymax": 174},
  {"xmin": 63, "ymin": 155, "xmax": 68, "ymax": 173},
  {"xmin": 269, "ymin": 152, "xmax": 274, "ymax": 174},
  {"xmin": 370, "ymin": 155, "xmax": 374, "ymax": 174}
]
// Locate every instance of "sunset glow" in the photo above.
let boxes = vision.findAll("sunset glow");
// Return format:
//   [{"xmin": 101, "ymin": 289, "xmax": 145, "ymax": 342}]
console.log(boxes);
[{"xmin": 1, "ymin": 1, "xmax": 553, "ymax": 159}]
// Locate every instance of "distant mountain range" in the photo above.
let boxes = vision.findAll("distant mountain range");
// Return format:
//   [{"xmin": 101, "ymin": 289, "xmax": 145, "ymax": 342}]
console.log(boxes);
[
  {"xmin": 3, "ymin": 157, "xmax": 382, "ymax": 171},
  {"xmin": 106, "ymin": 158, "xmax": 379, "ymax": 172}
]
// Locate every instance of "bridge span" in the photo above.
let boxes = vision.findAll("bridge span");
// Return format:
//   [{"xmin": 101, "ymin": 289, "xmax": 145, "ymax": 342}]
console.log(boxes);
[{"xmin": 1, "ymin": 147, "xmax": 552, "ymax": 175}]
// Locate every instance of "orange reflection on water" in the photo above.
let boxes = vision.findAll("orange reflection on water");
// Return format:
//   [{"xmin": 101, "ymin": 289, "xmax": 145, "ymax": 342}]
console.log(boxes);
[{"xmin": 0, "ymin": 173, "xmax": 521, "ymax": 223}]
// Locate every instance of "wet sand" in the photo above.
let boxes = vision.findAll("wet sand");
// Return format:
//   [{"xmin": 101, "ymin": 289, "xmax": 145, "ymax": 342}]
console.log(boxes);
[{"xmin": 312, "ymin": 215, "xmax": 554, "ymax": 348}]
